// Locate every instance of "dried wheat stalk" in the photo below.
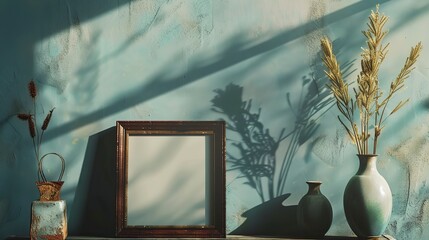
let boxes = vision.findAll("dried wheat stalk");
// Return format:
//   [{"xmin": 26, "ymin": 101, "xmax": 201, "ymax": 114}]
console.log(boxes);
[{"xmin": 321, "ymin": 5, "xmax": 422, "ymax": 154}]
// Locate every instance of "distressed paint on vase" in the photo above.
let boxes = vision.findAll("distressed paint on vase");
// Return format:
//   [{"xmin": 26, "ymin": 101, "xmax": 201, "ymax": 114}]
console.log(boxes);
[{"xmin": 30, "ymin": 200, "xmax": 68, "ymax": 240}]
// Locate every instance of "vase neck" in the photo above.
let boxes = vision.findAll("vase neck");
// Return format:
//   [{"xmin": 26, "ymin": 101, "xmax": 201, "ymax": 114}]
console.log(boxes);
[
  {"xmin": 356, "ymin": 154, "xmax": 378, "ymax": 175},
  {"xmin": 306, "ymin": 181, "xmax": 322, "ymax": 195}
]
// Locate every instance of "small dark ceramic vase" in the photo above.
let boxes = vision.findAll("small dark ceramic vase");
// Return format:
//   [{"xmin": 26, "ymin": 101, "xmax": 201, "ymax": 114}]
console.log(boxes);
[{"xmin": 297, "ymin": 181, "xmax": 333, "ymax": 238}]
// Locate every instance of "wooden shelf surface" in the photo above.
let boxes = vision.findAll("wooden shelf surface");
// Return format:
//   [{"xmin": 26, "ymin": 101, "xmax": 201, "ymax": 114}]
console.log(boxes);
[{"xmin": 6, "ymin": 234, "xmax": 396, "ymax": 240}]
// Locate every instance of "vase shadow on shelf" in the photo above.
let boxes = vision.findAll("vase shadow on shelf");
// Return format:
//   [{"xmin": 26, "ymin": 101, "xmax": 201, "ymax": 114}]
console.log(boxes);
[
  {"xmin": 230, "ymin": 193, "xmax": 303, "ymax": 237},
  {"xmin": 69, "ymin": 127, "xmax": 117, "ymax": 237}
]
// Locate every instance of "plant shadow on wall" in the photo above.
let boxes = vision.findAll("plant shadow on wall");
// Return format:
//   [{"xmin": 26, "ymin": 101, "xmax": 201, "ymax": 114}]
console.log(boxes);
[
  {"xmin": 211, "ymin": 80, "xmax": 330, "ymax": 236},
  {"xmin": 211, "ymin": 48, "xmax": 354, "ymax": 236},
  {"xmin": 211, "ymin": 81, "xmax": 328, "ymax": 202}
]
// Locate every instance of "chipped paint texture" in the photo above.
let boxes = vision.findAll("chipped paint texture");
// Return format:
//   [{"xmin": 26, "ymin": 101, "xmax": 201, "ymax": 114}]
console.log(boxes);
[
  {"xmin": 30, "ymin": 201, "xmax": 67, "ymax": 240},
  {"xmin": 1, "ymin": 0, "xmax": 429, "ymax": 238}
]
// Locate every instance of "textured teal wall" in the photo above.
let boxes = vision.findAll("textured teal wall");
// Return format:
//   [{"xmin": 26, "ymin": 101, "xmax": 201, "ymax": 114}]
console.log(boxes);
[{"xmin": 1, "ymin": 0, "xmax": 429, "ymax": 238}]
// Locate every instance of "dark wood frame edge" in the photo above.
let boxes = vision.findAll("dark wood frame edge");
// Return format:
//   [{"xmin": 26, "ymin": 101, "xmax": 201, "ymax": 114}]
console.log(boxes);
[{"xmin": 115, "ymin": 121, "xmax": 226, "ymax": 238}]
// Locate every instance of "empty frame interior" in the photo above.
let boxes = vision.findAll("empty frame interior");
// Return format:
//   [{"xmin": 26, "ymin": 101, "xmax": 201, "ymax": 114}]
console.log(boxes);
[
  {"xmin": 116, "ymin": 121, "xmax": 225, "ymax": 238},
  {"xmin": 127, "ymin": 135, "xmax": 209, "ymax": 226}
]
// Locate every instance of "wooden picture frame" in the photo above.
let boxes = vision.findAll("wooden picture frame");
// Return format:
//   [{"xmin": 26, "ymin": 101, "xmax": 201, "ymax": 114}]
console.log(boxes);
[{"xmin": 116, "ymin": 121, "xmax": 225, "ymax": 238}]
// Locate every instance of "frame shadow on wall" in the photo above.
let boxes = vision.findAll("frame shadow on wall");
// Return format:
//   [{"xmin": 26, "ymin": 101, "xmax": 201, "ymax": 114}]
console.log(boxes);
[{"xmin": 70, "ymin": 127, "xmax": 117, "ymax": 237}]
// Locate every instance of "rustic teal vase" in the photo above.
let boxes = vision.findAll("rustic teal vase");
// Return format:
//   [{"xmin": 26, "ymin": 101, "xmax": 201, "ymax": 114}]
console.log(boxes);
[
  {"xmin": 343, "ymin": 154, "xmax": 392, "ymax": 238},
  {"xmin": 30, "ymin": 200, "xmax": 68, "ymax": 239},
  {"xmin": 297, "ymin": 181, "xmax": 333, "ymax": 238}
]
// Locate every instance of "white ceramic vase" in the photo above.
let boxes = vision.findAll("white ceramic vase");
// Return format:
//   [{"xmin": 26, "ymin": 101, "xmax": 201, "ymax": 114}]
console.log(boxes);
[{"xmin": 343, "ymin": 154, "xmax": 392, "ymax": 238}]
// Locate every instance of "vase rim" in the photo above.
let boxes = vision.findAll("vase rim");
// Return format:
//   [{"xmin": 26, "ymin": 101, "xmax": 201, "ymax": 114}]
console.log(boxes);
[
  {"xmin": 356, "ymin": 154, "xmax": 378, "ymax": 157},
  {"xmin": 306, "ymin": 180, "xmax": 322, "ymax": 184},
  {"xmin": 36, "ymin": 181, "xmax": 64, "ymax": 185}
]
